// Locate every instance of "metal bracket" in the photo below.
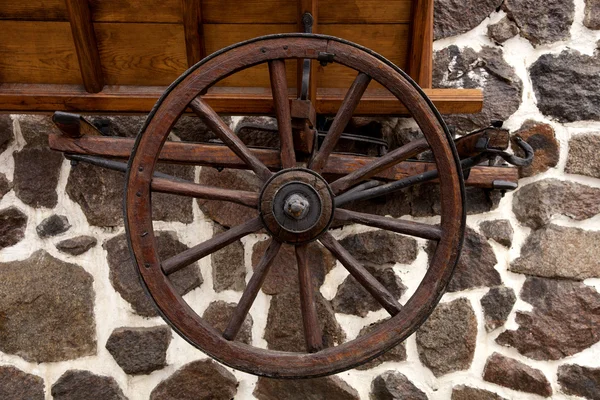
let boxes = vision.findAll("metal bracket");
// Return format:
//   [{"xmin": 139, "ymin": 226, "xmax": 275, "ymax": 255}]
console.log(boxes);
[
  {"xmin": 299, "ymin": 13, "xmax": 314, "ymax": 100},
  {"xmin": 317, "ymin": 52, "xmax": 335, "ymax": 66}
]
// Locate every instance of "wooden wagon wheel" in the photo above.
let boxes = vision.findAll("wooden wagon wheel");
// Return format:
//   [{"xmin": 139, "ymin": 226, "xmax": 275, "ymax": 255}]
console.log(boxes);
[{"xmin": 124, "ymin": 34, "xmax": 465, "ymax": 378}]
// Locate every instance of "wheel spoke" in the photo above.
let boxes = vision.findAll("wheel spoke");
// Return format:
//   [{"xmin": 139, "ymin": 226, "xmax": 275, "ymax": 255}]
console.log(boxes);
[
  {"xmin": 319, "ymin": 233, "xmax": 402, "ymax": 316},
  {"xmin": 295, "ymin": 244, "xmax": 323, "ymax": 353},
  {"xmin": 190, "ymin": 97, "xmax": 273, "ymax": 181},
  {"xmin": 223, "ymin": 239, "xmax": 282, "ymax": 341},
  {"xmin": 329, "ymin": 138, "xmax": 429, "ymax": 195},
  {"xmin": 334, "ymin": 209, "xmax": 442, "ymax": 241},
  {"xmin": 309, "ymin": 72, "xmax": 371, "ymax": 173},
  {"xmin": 162, "ymin": 217, "xmax": 263, "ymax": 275},
  {"xmin": 268, "ymin": 60, "xmax": 296, "ymax": 169},
  {"xmin": 152, "ymin": 177, "xmax": 259, "ymax": 208}
]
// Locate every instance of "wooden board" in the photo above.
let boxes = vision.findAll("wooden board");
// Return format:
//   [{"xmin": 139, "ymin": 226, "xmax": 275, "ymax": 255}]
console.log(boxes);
[
  {"xmin": 0, "ymin": 0, "xmax": 67, "ymax": 21},
  {"xmin": 0, "ymin": 21, "xmax": 82, "ymax": 85},
  {"xmin": 95, "ymin": 23, "xmax": 188, "ymax": 86}
]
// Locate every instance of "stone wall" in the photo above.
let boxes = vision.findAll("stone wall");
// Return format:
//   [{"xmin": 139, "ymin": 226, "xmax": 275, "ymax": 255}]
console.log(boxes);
[{"xmin": 1, "ymin": 1, "xmax": 600, "ymax": 399}]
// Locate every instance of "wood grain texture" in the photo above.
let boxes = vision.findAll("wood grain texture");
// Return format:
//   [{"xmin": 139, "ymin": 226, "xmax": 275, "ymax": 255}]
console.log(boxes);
[
  {"xmin": 182, "ymin": 0, "xmax": 205, "ymax": 67},
  {"xmin": 65, "ymin": 0, "xmax": 104, "ymax": 93},
  {"xmin": 0, "ymin": 1, "xmax": 67, "ymax": 20},
  {"xmin": 0, "ymin": 21, "xmax": 82, "ymax": 84},
  {"xmin": 88, "ymin": 0, "xmax": 182, "ymax": 23},
  {"xmin": 269, "ymin": 60, "xmax": 296, "ymax": 168},
  {"xmin": 200, "ymin": 0, "xmax": 412, "ymax": 24},
  {"xmin": 95, "ymin": 23, "xmax": 188, "ymax": 85},
  {"xmin": 296, "ymin": 244, "xmax": 323, "ymax": 353},
  {"xmin": 407, "ymin": 0, "xmax": 433, "ymax": 88},
  {"xmin": 0, "ymin": 84, "xmax": 483, "ymax": 115}
]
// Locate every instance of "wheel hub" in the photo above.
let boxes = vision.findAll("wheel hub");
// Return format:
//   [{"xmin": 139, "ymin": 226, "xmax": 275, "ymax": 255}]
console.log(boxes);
[{"xmin": 260, "ymin": 168, "xmax": 334, "ymax": 244}]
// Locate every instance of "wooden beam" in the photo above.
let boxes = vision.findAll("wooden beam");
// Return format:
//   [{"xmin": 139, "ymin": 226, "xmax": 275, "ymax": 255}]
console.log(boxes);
[
  {"xmin": 47, "ymin": 134, "xmax": 517, "ymax": 188},
  {"xmin": 297, "ymin": 0, "xmax": 318, "ymax": 100},
  {"xmin": 182, "ymin": 0, "xmax": 205, "ymax": 67},
  {"xmin": 0, "ymin": 84, "xmax": 483, "ymax": 115},
  {"xmin": 64, "ymin": 0, "xmax": 104, "ymax": 93},
  {"xmin": 407, "ymin": 0, "xmax": 433, "ymax": 88}
]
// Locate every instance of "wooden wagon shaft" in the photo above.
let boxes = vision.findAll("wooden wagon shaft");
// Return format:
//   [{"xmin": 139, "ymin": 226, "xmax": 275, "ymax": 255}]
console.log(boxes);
[{"xmin": 48, "ymin": 133, "xmax": 517, "ymax": 188}]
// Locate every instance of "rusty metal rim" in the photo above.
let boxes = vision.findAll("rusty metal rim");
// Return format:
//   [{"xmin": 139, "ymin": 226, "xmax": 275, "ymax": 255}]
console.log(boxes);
[{"xmin": 124, "ymin": 34, "xmax": 466, "ymax": 378}]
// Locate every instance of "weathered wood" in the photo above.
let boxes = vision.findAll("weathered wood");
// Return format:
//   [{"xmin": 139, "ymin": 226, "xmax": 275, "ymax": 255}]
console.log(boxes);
[
  {"xmin": 52, "ymin": 111, "xmax": 103, "ymax": 137},
  {"xmin": 0, "ymin": 1, "xmax": 67, "ymax": 21},
  {"xmin": 309, "ymin": 72, "xmax": 371, "ymax": 173},
  {"xmin": 223, "ymin": 239, "xmax": 281, "ymax": 341},
  {"xmin": 162, "ymin": 217, "xmax": 263, "ymax": 275},
  {"xmin": 319, "ymin": 233, "xmax": 402, "ymax": 316},
  {"xmin": 95, "ymin": 23, "xmax": 187, "ymax": 86},
  {"xmin": 330, "ymin": 138, "xmax": 429, "ymax": 194},
  {"xmin": 407, "ymin": 0, "xmax": 433, "ymax": 88},
  {"xmin": 182, "ymin": 0, "xmax": 204, "ymax": 67},
  {"xmin": 151, "ymin": 177, "xmax": 259, "ymax": 208},
  {"xmin": 48, "ymin": 134, "xmax": 518, "ymax": 188},
  {"xmin": 64, "ymin": 0, "xmax": 104, "ymax": 93},
  {"xmin": 334, "ymin": 209, "xmax": 442, "ymax": 240},
  {"xmin": 296, "ymin": 244, "xmax": 323, "ymax": 353},
  {"xmin": 269, "ymin": 60, "xmax": 296, "ymax": 168},
  {"xmin": 190, "ymin": 97, "xmax": 273, "ymax": 181},
  {"xmin": 0, "ymin": 84, "xmax": 483, "ymax": 115},
  {"xmin": 88, "ymin": 0, "xmax": 182, "ymax": 23},
  {"xmin": 454, "ymin": 128, "xmax": 510, "ymax": 157}
]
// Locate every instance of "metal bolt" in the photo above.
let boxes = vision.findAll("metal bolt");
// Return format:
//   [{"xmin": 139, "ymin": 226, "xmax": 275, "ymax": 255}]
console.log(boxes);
[{"xmin": 283, "ymin": 193, "xmax": 310, "ymax": 220}]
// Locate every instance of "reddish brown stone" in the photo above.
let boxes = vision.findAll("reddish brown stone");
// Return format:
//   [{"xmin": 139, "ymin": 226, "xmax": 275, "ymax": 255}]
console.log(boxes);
[
  {"xmin": 339, "ymin": 230, "xmax": 418, "ymax": 266},
  {"xmin": 370, "ymin": 371, "xmax": 427, "ymax": 400},
  {"xmin": 451, "ymin": 385, "xmax": 507, "ymax": 400},
  {"xmin": 0, "ymin": 207, "xmax": 27, "ymax": 249},
  {"xmin": 254, "ymin": 376, "xmax": 359, "ymax": 400},
  {"xmin": 106, "ymin": 326, "xmax": 171, "ymax": 375},
  {"xmin": 496, "ymin": 277, "xmax": 600, "ymax": 360},
  {"xmin": 566, "ymin": 133, "xmax": 600, "ymax": 179},
  {"xmin": 483, "ymin": 353, "xmax": 552, "ymax": 397},
  {"xmin": 0, "ymin": 366, "xmax": 44, "ymax": 400},
  {"xmin": 480, "ymin": 286, "xmax": 516, "ymax": 332},
  {"xmin": 211, "ymin": 224, "xmax": 246, "ymax": 292},
  {"xmin": 511, "ymin": 121, "xmax": 559, "ymax": 177},
  {"xmin": 202, "ymin": 300, "xmax": 253, "ymax": 344},
  {"xmin": 558, "ymin": 364, "xmax": 600, "ymax": 399},
  {"xmin": 52, "ymin": 370, "xmax": 127, "ymax": 400},
  {"xmin": 355, "ymin": 320, "xmax": 406, "ymax": 370}
]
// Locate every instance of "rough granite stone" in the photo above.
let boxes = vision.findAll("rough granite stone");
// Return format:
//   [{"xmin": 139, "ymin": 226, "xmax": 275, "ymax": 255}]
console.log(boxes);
[
  {"xmin": 254, "ymin": 376, "xmax": 359, "ymax": 400},
  {"xmin": 13, "ymin": 147, "xmax": 63, "ymax": 208},
  {"xmin": 511, "ymin": 121, "xmax": 559, "ymax": 178},
  {"xmin": 434, "ymin": 0, "xmax": 503, "ymax": 40},
  {"xmin": 56, "ymin": 235, "xmax": 97, "ymax": 255},
  {"xmin": 427, "ymin": 227, "xmax": 501, "ymax": 292},
  {"xmin": 0, "ymin": 173, "xmax": 11, "ymax": 200},
  {"xmin": 530, "ymin": 50, "xmax": 600, "ymax": 122},
  {"xmin": 480, "ymin": 286, "xmax": 516, "ymax": 332},
  {"xmin": 585, "ymin": 0, "xmax": 600, "ymax": 29},
  {"xmin": 355, "ymin": 320, "xmax": 407, "ymax": 370},
  {"xmin": 0, "ymin": 366, "xmax": 44, "ymax": 400},
  {"xmin": 202, "ymin": 300, "xmax": 253, "ymax": 344},
  {"xmin": 487, "ymin": 17, "xmax": 519, "ymax": 44},
  {"xmin": 265, "ymin": 290, "xmax": 345, "ymax": 353},
  {"xmin": 211, "ymin": 224, "xmax": 246, "ymax": 292},
  {"xmin": 197, "ymin": 167, "xmax": 261, "ymax": 228},
  {"xmin": 496, "ymin": 276, "xmax": 600, "ymax": 360},
  {"xmin": 370, "ymin": 371, "xmax": 427, "ymax": 400},
  {"xmin": 433, "ymin": 46, "xmax": 523, "ymax": 134},
  {"xmin": 513, "ymin": 179, "xmax": 600, "ymax": 229},
  {"xmin": 67, "ymin": 162, "xmax": 193, "ymax": 227},
  {"xmin": 36, "ymin": 214, "xmax": 70, "ymax": 238},
  {"xmin": 150, "ymin": 360, "xmax": 238, "ymax": 400},
  {"xmin": 236, "ymin": 116, "xmax": 280, "ymax": 148},
  {"xmin": 483, "ymin": 353, "xmax": 552, "ymax": 397},
  {"xmin": 0, "ymin": 115, "xmax": 13, "ymax": 153},
  {"xmin": 88, "ymin": 115, "xmax": 145, "ymax": 138},
  {"xmin": 0, "ymin": 251, "xmax": 96, "ymax": 362},
  {"xmin": 451, "ymin": 385, "xmax": 507, "ymax": 400},
  {"xmin": 558, "ymin": 364, "xmax": 600, "ymax": 400},
  {"xmin": 416, "ymin": 298, "xmax": 477, "ymax": 377},
  {"xmin": 17, "ymin": 115, "xmax": 60, "ymax": 147},
  {"xmin": 51, "ymin": 370, "xmax": 127, "ymax": 400},
  {"xmin": 510, "ymin": 225, "xmax": 600, "ymax": 280},
  {"xmin": 479, "ymin": 220, "xmax": 513, "ymax": 247},
  {"xmin": 503, "ymin": 0, "xmax": 574, "ymax": 46},
  {"xmin": 170, "ymin": 115, "xmax": 227, "ymax": 142},
  {"xmin": 0, "ymin": 207, "xmax": 27, "ymax": 249},
  {"xmin": 332, "ymin": 266, "xmax": 406, "ymax": 317},
  {"xmin": 339, "ymin": 230, "xmax": 418, "ymax": 266},
  {"xmin": 104, "ymin": 232, "xmax": 202, "ymax": 317},
  {"xmin": 251, "ymin": 240, "xmax": 336, "ymax": 295},
  {"xmin": 566, "ymin": 133, "xmax": 600, "ymax": 178},
  {"xmin": 106, "ymin": 326, "xmax": 171, "ymax": 375}
]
